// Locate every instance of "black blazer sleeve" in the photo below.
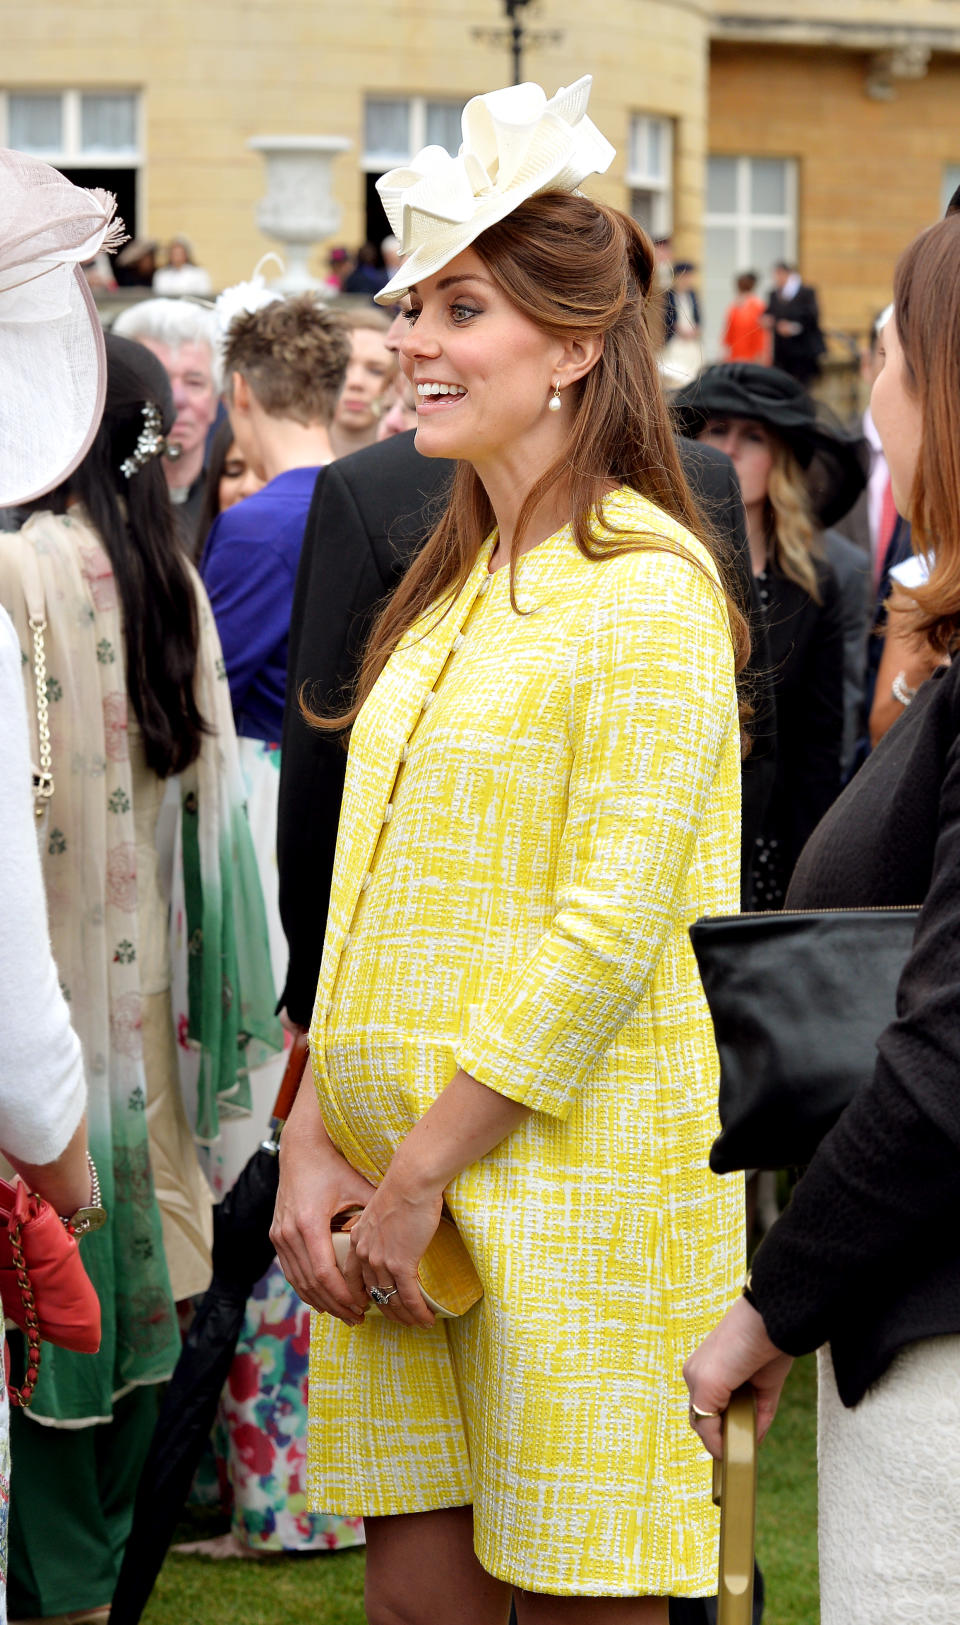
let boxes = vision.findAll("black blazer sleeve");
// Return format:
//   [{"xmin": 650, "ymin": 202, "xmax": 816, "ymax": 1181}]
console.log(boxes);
[{"xmin": 276, "ymin": 435, "xmax": 452, "ymax": 1026}]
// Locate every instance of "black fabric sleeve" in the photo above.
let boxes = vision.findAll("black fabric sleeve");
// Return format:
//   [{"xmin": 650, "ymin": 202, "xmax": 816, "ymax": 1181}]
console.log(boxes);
[
  {"xmin": 751, "ymin": 683, "xmax": 960, "ymax": 1355},
  {"xmin": 276, "ymin": 463, "xmax": 391, "ymax": 1026}
]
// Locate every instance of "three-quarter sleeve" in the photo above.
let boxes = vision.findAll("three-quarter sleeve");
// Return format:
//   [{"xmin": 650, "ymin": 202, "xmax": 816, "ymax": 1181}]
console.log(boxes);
[
  {"xmin": 455, "ymin": 544, "xmax": 739, "ymax": 1119},
  {"xmin": 0, "ymin": 609, "xmax": 86, "ymax": 1162}
]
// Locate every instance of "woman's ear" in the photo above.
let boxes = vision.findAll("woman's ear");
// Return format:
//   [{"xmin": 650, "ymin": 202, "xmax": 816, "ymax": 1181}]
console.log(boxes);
[{"xmin": 555, "ymin": 333, "xmax": 604, "ymax": 391}]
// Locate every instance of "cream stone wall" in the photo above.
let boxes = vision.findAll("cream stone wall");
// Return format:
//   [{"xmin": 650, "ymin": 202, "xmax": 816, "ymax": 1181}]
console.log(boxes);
[
  {"xmin": 2, "ymin": 0, "xmax": 711, "ymax": 288},
  {"xmin": 708, "ymin": 42, "xmax": 960, "ymax": 341}
]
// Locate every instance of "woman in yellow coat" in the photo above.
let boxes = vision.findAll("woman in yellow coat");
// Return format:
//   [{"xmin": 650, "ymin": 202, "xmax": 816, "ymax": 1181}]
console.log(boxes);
[{"xmin": 273, "ymin": 77, "xmax": 747, "ymax": 1622}]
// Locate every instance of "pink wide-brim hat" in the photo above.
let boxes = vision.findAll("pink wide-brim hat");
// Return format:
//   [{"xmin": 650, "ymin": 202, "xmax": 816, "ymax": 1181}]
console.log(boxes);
[
  {"xmin": 0, "ymin": 149, "xmax": 125, "ymax": 507},
  {"xmin": 374, "ymin": 75, "xmax": 615, "ymax": 305}
]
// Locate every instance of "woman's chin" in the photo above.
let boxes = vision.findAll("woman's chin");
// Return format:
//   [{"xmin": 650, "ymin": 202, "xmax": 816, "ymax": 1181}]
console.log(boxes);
[{"xmin": 413, "ymin": 417, "xmax": 472, "ymax": 460}]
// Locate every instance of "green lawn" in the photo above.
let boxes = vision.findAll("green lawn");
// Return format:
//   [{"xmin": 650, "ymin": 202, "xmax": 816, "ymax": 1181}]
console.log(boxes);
[{"xmin": 144, "ymin": 1355, "xmax": 819, "ymax": 1625}]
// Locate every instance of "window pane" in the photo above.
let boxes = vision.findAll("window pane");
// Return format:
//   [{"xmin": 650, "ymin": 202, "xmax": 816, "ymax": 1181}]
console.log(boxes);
[
  {"xmin": 426, "ymin": 101, "xmax": 463, "ymax": 156},
  {"xmin": 647, "ymin": 119, "xmax": 664, "ymax": 180},
  {"xmin": 364, "ymin": 99, "xmax": 410, "ymax": 161},
  {"xmin": 707, "ymin": 156, "xmax": 737, "ymax": 214},
  {"xmin": 942, "ymin": 164, "xmax": 960, "ymax": 215},
  {"xmin": 80, "ymin": 93, "xmax": 137, "ymax": 154},
  {"xmin": 702, "ymin": 224, "xmax": 739, "ymax": 361},
  {"xmin": 630, "ymin": 187, "xmax": 655, "ymax": 232},
  {"xmin": 749, "ymin": 225, "xmax": 790, "ymax": 277},
  {"xmin": 8, "ymin": 93, "xmax": 63, "ymax": 153},
  {"xmin": 750, "ymin": 158, "xmax": 787, "ymax": 218}
]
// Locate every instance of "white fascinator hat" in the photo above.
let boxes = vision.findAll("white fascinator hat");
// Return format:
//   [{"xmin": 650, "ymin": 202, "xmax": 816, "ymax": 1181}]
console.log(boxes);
[
  {"xmin": 374, "ymin": 75, "xmax": 615, "ymax": 305},
  {"xmin": 0, "ymin": 149, "xmax": 125, "ymax": 507}
]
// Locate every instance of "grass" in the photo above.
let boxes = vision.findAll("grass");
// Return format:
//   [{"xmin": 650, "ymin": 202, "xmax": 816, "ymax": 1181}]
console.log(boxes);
[{"xmin": 143, "ymin": 1356, "xmax": 819, "ymax": 1625}]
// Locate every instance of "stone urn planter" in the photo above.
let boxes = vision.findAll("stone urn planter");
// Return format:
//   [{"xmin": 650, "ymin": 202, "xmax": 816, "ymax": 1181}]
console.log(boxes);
[{"xmin": 247, "ymin": 135, "xmax": 351, "ymax": 292}]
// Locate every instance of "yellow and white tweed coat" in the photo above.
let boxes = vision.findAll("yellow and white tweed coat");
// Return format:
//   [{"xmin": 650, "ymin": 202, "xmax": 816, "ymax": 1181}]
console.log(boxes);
[{"xmin": 307, "ymin": 488, "xmax": 744, "ymax": 1597}]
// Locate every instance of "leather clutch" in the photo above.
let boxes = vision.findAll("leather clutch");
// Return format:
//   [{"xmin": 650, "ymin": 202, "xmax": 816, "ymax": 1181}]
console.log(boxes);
[
  {"xmin": 331, "ymin": 1209, "xmax": 482, "ymax": 1318},
  {"xmin": 690, "ymin": 907, "xmax": 919, "ymax": 1173}
]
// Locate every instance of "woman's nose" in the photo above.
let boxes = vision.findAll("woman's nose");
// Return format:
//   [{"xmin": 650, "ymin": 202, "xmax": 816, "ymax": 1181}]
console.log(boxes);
[{"xmin": 400, "ymin": 316, "xmax": 441, "ymax": 362}]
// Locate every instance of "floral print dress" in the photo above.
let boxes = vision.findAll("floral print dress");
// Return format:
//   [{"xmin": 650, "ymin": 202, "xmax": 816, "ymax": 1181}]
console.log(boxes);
[{"xmin": 210, "ymin": 1261, "xmax": 364, "ymax": 1552}]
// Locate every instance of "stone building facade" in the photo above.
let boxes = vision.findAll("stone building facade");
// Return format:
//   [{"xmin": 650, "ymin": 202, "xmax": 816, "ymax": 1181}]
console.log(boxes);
[
  {"xmin": 0, "ymin": 0, "xmax": 710, "ymax": 289},
  {"xmin": 704, "ymin": 0, "xmax": 960, "ymax": 352}
]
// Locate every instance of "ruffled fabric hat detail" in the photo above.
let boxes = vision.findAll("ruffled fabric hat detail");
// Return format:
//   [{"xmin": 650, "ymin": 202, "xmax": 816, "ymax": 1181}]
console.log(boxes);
[
  {"xmin": 374, "ymin": 75, "xmax": 615, "ymax": 304},
  {"xmin": 0, "ymin": 149, "xmax": 126, "ymax": 506}
]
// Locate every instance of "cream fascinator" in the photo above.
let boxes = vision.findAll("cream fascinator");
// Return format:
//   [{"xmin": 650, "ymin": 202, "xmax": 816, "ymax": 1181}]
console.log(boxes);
[
  {"xmin": 374, "ymin": 75, "xmax": 615, "ymax": 305},
  {"xmin": 0, "ymin": 149, "xmax": 126, "ymax": 506}
]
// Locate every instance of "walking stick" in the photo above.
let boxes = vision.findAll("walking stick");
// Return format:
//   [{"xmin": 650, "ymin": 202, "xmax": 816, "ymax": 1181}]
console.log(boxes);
[{"xmin": 712, "ymin": 1385, "xmax": 758, "ymax": 1625}]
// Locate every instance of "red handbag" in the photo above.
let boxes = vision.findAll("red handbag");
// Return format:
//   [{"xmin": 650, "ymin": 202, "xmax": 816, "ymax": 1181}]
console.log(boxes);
[{"xmin": 0, "ymin": 1178, "xmax": 101, "ymax": 1407}]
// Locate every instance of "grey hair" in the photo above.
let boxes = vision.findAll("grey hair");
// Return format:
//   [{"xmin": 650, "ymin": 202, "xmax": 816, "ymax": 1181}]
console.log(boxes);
[{"xmin": 111, "ymin": 298, "xmax": 223, "ymax": 392}]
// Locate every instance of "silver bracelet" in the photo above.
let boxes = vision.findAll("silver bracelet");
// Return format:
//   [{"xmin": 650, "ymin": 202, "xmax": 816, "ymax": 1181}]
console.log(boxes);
[{"xmin": 891, "ymin": 670, "xmax": 918, "ymax": 707}]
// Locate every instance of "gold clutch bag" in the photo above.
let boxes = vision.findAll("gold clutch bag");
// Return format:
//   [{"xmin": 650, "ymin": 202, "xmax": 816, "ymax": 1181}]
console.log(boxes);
[{"xmin": 331, "ymin": 1208, "xmax": 482, "ymax": 1318}]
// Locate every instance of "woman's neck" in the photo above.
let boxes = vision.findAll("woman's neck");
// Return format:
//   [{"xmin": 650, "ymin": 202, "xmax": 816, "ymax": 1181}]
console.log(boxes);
[{"xmin": 744, "ymin": 501, "xmax": 771, "ymax": 576}]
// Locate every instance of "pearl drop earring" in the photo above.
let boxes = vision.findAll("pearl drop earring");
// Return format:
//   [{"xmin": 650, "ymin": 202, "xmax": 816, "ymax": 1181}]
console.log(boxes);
[{"xmin": 548, "ymin": 381, "xmax": 562, "ymax": 412}]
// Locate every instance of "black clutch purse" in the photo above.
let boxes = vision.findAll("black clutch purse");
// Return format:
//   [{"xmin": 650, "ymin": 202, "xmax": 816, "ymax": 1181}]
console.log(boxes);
[{"xmin": 689, "ymin": 908, "xmax": 919, "ymax": 1174}]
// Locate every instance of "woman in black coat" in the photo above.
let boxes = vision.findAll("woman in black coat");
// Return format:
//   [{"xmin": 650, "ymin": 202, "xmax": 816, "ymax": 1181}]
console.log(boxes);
[
  {"xmin": 672, "ymin": 364, "xmax": 868, "ymax": 907},
  {"xmin": 685, "ymin": 217, "xmax": 960, "ymax": 1624}
]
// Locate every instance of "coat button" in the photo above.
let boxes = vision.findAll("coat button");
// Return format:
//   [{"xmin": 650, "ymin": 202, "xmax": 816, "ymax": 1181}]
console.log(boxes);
[
  {"xmin": 421, "ymin": 691, "xmax": 435, "ymax": 712},
  {"xmin": 383, "ymin": 803, "xmax": 393, "ymax": 823},
  {"xmin": 400, "ymin": 743, "xmax": 410, "ymax": 763},
  {"xmin": 452, "ymin": 633, "xmax": 465, "ymax": 652},
  {"xmin": 342, "ymin": 932, "xmax": 351, "ymax": 950},
  {"xmin": 361, "ymin": 872, "xmax": 373, "ymax": 891}
]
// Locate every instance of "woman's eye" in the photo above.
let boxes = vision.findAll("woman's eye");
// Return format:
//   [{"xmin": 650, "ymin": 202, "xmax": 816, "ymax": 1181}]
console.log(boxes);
[
  {"xmin": 451, "ymin": 303, "xmax": 481, "ymax": 323},
  {"xmin": 223, "ymin": 462, "xmax": 244, "ymax": 477},
  {"xmin": 402, "ymin": 307, "xmax": 420, "ymax": 324}
]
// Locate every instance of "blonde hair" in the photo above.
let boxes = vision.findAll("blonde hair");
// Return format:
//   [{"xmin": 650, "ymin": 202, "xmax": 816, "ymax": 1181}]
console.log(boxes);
[{"xmin": 766, "ymin": 438, "xmax": 822, "ymax": 603}]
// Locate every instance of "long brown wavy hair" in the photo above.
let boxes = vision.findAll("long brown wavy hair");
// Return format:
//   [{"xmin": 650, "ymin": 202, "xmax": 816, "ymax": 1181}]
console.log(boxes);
[
  {"xmin": 307, "ymin": 191, "xmax": 750, "ymax": 729},
  {"xmin": 893, "ymin": 215, "xmax": 960, "ymax": 653}
]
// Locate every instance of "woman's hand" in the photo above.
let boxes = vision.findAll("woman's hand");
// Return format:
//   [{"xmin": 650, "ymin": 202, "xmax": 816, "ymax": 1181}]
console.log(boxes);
[
  {"xmin": 683, "ymin": 1294, "xmax": 794, "ymax": 1461},
  {"xmin": 270, "ymin": 1068, "xmax": 375, "ymax": 1326},
  {"xmin": 340, "ymin": 1164, "xmax": 444, "ymax": 1330}
]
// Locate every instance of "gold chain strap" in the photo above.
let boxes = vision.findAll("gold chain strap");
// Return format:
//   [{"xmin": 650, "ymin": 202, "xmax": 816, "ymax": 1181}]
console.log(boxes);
[
  {"xmin": 29, "ymin": 614, "xmax": 53, "ymax": 820},
  {"xmin": 6, "ymin": 1218, "xmax": 41, "ymax": 1408}
]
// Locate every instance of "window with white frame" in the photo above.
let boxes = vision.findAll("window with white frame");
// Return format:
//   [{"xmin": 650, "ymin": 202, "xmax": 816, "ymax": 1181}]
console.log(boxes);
[
  {"xmin": 0, "ymin": 88, "xmax": 142, "ymax": 239},
  {"xmin": 702, "ymin": 155, "xmax": 797, "ymax": 359},
  {"xmin": 362, "ymin": 95, "xmax": 466, "ymax": 245},
  {"xmin": 942, "ymin": 164, "xmax": 960, "ymax": 216},
  {"xmin": 627, "ymin": 115, "xmax": 673, "ymax": 239}
]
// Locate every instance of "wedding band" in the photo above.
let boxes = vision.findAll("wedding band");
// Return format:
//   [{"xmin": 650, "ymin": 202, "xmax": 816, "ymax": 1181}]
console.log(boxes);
[
  {"xmin": 690, "ymin": 1403, "xmax": 721, "ymax": 1419},
  {"xmin": 369, "ymin": 1285, "xmax": 399, "ymax": 1307}
]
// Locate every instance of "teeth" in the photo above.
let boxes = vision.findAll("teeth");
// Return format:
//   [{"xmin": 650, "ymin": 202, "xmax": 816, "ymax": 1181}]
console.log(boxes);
[{"xmin": 417, "ymin": 382, "xmax": 466, "ymax": 397}]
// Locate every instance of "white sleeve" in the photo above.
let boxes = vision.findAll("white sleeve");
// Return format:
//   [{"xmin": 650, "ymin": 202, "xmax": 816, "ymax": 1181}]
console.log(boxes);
[{"xmin": 0, "ymin": 607, "xmax": 87, "ymax": 1162}]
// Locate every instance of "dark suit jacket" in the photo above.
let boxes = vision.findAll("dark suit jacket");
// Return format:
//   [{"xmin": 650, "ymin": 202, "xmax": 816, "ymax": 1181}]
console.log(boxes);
[
  {"xmin": 277, "ymin": 433, "xmax": 774, "ymax": 1024},
  {"xmin": 765, "ymin": 283, "xmax": 826, "ymax": 383}
]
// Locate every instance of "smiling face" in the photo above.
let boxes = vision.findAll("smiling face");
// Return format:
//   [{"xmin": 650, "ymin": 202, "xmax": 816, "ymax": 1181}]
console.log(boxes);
[
  {"xmin": 333, "ymin": 326, "xmax": 395, "ymax": 434},
  {"xmin": 696, "ymin": 414, "xmax": 777, "ymax": 509},
  {"xmin": 870, "ymin": 315, "xmax": 923, "ymax": 518},
  {"xmin": 398, "ymin": 246, "xmax": 575, "ymax": 469}
]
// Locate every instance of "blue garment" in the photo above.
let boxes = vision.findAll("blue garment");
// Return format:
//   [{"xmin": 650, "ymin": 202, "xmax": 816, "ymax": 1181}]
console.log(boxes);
[{"xmin": 200, "ymin": 467, "xmax": 319, "ymax": 742}]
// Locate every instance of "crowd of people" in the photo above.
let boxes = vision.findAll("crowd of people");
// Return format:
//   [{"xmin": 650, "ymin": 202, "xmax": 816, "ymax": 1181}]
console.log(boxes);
[{"xmin": 1, "ymin": 64, "xmax": 960, "ymax": 1625}]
